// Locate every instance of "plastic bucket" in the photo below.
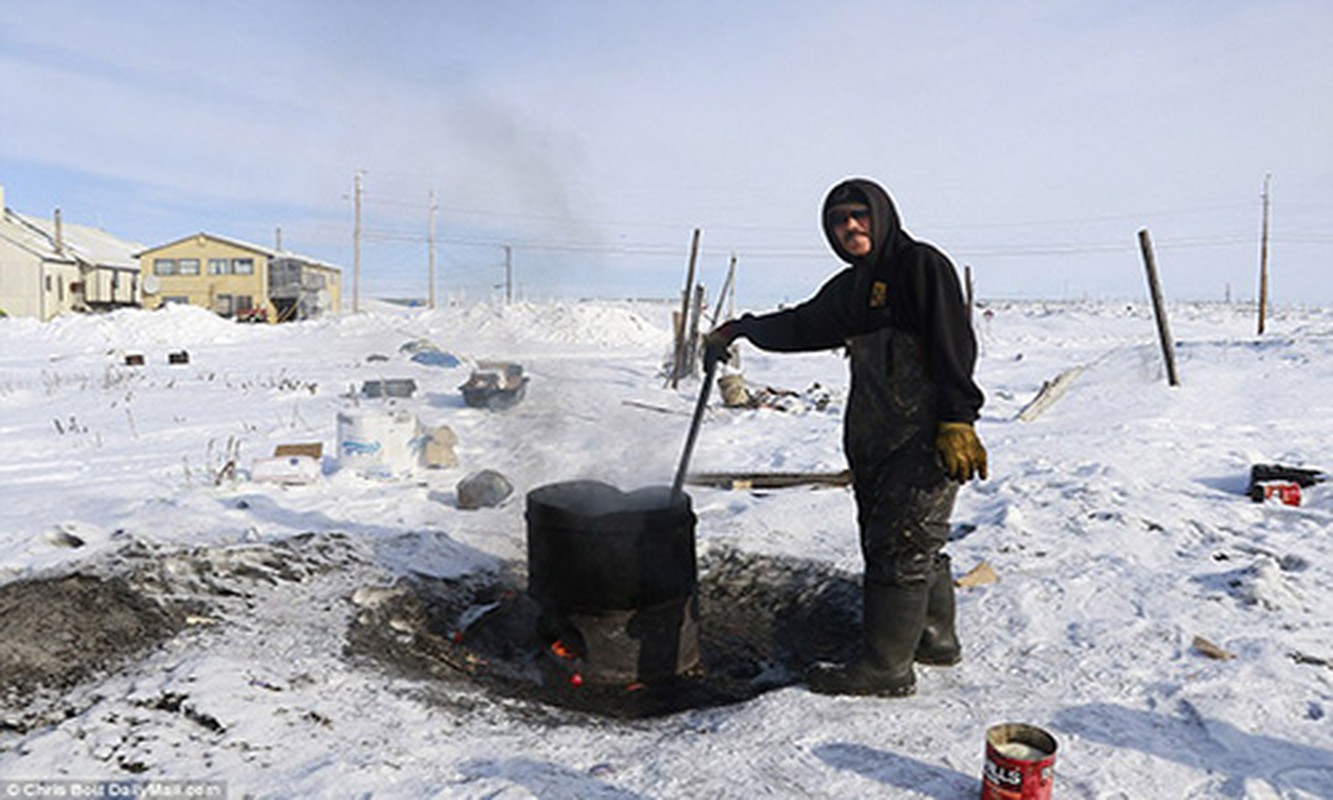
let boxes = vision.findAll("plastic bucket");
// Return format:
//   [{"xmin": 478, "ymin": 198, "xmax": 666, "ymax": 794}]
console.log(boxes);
[{"xmin": 981, "ymin": 723, "xmax": 1057, "ymax": 800}]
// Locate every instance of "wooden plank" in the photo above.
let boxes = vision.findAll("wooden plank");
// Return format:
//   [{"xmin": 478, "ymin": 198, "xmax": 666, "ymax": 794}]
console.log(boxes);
[
  {"xmin": 621, "ymin": 399, "xmax": 691, "ymax": 416},
  {"xmin": 274, "ymin": 442, "xmax": 323, "ymax": 459},
  {"xmin": 1192, "ymin": 635, "xmax": 1235, "ymax": 661},
  {"xmin": 1016, "ymin": 366, "xmax": 1085, "ymax": 422},
  {"xmin": 686, "ymin": 470, "xmax": 852, "ymax": 489}
]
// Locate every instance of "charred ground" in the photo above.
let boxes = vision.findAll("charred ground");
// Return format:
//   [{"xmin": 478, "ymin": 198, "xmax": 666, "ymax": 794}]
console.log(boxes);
[
  {"xmin": 1, "ymin": 534, "xmax": 864, "ymax": 735},
  {"xmin": 346, "ymin": 544, "xmax": 862, "ymax": 719}
]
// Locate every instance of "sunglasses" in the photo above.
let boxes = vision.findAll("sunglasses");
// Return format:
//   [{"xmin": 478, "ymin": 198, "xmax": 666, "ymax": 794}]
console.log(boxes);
[{"xmin": 827, "ymin": 207, "xmax": 870, "ymax": 226}]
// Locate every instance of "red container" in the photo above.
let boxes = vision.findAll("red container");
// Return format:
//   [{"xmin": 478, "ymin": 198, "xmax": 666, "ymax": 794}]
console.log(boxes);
[
  {"xmin": 1258, "ymin": 481, "xmax": 1302, "ymax": 506},
  {"xmin": 981, "ymin": 723, "xmax": 1058, "ymax": 800}
]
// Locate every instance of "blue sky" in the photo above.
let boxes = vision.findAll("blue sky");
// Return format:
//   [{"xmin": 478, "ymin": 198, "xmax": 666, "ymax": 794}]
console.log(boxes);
[{"xmin": 2, "ymin": 1, "xmax": 1330, "ymax": 308}]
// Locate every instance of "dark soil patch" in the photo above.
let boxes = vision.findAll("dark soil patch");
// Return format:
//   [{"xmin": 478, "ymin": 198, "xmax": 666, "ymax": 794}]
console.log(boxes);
[
  {"xmin": 0, "ymin": 574, "xmax": 184, "ymax": 706},
  {"xmin": 346, "ymin": 545, "xmax": 861, "ymax": 719}
]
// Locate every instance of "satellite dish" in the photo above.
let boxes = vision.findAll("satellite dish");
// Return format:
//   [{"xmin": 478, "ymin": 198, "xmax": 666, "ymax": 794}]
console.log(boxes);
[{"xmin": 143, "ymin": 275, "xmax": 160, "ymax": 295}]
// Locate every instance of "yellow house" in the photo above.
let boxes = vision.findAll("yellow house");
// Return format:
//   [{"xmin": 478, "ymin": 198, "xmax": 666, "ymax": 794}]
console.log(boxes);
[{"xmin": 136, "ymin": 232, "xmax": 341, "ymax": 321}]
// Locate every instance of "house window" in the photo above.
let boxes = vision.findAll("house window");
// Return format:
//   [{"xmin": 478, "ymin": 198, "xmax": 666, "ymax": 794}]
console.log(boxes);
[
  {"xmin": 153, "ymin": 258, "xmax": 178, "ymax": 276},
  {"xmin": 178, "ymin": 259, "xmax": 200, "ymax": 275},
  {"xmin": 214, "ymin": 294, "xmax": 234, "ymax": 316},
  {"xmin": 235, "ymin": 295, "xmax": 254, "ymax": 311},
  {"xmin": 46, "ymin": 275, "xmax": 53, "ymax": 291},
  {"xmin": 232, "ymin": 258, "xmax": 254, "ymax": 275},
  {"xmin": 208, "ymin": 258, "xmax": 229, "ymax": 275}
]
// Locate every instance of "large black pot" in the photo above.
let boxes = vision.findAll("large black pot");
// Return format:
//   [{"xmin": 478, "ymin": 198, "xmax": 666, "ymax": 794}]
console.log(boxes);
[{"xmin": 526, "ymin": 481, "xmax": 697, "ymax": 612}]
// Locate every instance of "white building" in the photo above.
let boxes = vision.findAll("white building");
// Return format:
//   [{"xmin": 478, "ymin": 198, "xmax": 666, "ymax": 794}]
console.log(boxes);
[{"xmin": 0, "ymin": 184, "xmax": 144, "ymax": 320}]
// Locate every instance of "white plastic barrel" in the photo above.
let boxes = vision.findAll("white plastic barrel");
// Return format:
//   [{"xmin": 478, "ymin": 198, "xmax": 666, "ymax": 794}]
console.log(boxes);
[{"xmin": 336, "ymin": 406, "xmax": 423, "ymax": 477}]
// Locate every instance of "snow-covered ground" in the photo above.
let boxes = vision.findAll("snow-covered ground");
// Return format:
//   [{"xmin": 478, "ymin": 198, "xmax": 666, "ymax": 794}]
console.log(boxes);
[{"xmin": 0, "ymin": 297, "xmax": 1330, "ymax": 798}]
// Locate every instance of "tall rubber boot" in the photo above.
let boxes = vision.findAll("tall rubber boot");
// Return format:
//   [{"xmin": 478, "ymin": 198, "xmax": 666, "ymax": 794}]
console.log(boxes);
[
  {"xmin": 807, "ymin": 579, "xmax": 929, "ymax": 697},
  {"xmin": 915, "ymin": 554, "xmax": 962, "ymax": 666}
]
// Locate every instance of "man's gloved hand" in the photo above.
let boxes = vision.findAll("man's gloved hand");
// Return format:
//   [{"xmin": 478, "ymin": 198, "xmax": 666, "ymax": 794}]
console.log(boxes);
[
  {"xmin": 935, "ymin": 422, "xmax": 988, "ymax": 482},
  {"xmin": 702, "ymin": 321, "xmax": 741, "ymax": 367}
]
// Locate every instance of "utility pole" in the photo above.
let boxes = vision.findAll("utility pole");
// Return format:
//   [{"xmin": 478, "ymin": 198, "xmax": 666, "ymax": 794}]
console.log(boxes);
[
  {"xmin": 352, "ymin": 170, "xmax": 363, "ymax": 313},
  {"xmin": 1257, "ymin": 172, "xmax": 1272, "ymax": 335},
  {"xmin": 428, "ymin": 190, "xmax": 438, "ymax": 310},
  {"xmin": 504, "ymin": 245, "xmax": 513, "ymax": 304}
]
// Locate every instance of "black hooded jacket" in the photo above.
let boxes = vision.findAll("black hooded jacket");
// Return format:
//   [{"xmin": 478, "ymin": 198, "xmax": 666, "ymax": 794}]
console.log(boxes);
[{"xmin": 732, "ymin": 178, "xmax": 984, "ymax": 430}]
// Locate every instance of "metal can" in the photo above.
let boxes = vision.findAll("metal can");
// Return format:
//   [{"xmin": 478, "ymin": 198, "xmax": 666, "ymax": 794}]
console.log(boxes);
[{"xmin": 982, "ymin": 723, "xmax": 1058, "ymax": 800}]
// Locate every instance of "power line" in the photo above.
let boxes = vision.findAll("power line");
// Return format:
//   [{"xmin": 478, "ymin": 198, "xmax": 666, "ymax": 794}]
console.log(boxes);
[
  {"xmin": 351, "ymin": 188, "xmax": 1266, "ymax": 237},
  {"xmin": 357, "ymin": 226, "xmax": 1283, "ymax": 261},
  {"xmin": 925, "ymin": 202, "xmax": 1257, "ymax": 231}
]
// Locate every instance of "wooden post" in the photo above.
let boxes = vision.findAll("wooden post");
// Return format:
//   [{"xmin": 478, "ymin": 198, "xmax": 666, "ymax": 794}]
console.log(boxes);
[
  {"xmin": 1257, "ymin": 172, "xmax": 1271, "ymax": 335},
  {"xmin": 1137, "ymin": 229, "xmax": 1180, "ymax": 387},
  {"xmin": 709, "ymin": 253, "xmax": 737, "ymax": 329},
  {"xmin": 727, "ymin": 256, "xmax": 736, "ymax": 318},
  {"xmin": 671, "ymin": 310, "xmax": 683, "ymax": 361},
  {"xmin": 686, "ymin": 284, "xmax": 706, "ymax": 376},
  {"xmin": 672, "ymin": 229, "xmax": 702, "ymax": 388},
  {"xmin": 728, "ymin": 253, "xmax": 741, "ymax": 368},
  {"xmin": 964, "ymin": 264, "xmax": 975, "ymax": 326}
]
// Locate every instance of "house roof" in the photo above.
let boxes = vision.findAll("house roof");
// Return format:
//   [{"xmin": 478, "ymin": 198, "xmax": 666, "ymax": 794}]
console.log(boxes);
[
  {"xmin": 0, "ymin": 208, "xmax": 144, "ymax": 270},
  {"xmin": 138, "ymin": 232, "xmax": 341, "ymax": 273}
]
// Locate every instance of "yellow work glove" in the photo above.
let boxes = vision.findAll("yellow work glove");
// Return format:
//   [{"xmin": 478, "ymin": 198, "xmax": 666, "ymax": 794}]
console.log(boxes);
[{"xmin": 936, "ymin": 422, "xmax": 988, "ymax": 482}]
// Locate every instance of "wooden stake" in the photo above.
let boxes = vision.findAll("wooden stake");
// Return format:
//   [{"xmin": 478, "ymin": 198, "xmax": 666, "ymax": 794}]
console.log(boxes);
[
  {"xmin": 709, "ymin": 253, "xmax": 737, "ymax": 329},
  {"xmin": 727, "ymin": 256, "xmax": 736, "ymax": 318},
  {"xmin": 672, "ymin": 229, "xmax": 701, "ymax": 388},
  {"xmin": 687, "ymin": 284, "xmax": 706, "ymax": 375},
  {"xmin": 728, "ymin": 258, "xmax": 739, "ymax": 368},
  {"xmin": 1138, "ymin": 229, "xmax": 1180, "ymax": 387},
  {"xmin": 964, "ymin": 264, "xmax": 975, "ymax": 327}
]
